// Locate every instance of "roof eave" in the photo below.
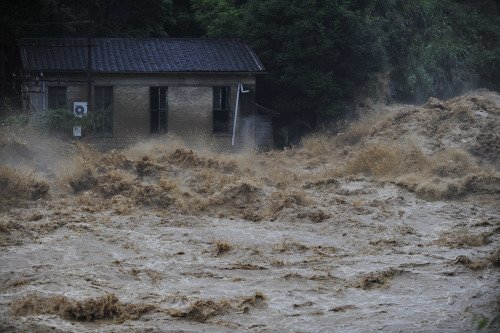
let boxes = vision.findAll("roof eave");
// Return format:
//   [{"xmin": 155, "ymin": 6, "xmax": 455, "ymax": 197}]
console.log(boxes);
[{"xmin": 23, "ymin": 69, "xmax": 267, "ymax": 75}]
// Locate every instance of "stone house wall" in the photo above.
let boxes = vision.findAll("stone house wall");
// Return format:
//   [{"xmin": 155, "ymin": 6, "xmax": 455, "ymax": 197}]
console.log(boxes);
[{"xmin": 26, "ymin": 73, "xmax": 258, "ymax": 148}]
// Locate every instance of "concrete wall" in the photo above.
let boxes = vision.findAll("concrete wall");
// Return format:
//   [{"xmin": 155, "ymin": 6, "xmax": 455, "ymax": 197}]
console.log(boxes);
[
  {"xmin": 26, "ymin": 73, "xmax": 260, "ymax": 147},
  {"xmin": 168, "ymin": 86, "xmax": 213, "ymax": 136},
  {"xmin": 255, "ymin": 114, "xmax": 273, "ymax": 150}
]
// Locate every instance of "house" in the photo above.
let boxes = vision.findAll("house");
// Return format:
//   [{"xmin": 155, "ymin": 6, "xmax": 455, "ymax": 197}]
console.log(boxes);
[{"xmin": 19, "ymin": 38, "xmax": 274, "ymax": 149}]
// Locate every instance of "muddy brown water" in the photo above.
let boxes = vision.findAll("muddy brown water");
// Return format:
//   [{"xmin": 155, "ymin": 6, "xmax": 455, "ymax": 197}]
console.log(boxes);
[
  {"xmin": 1, "ymin": 90, "xmax": 499, "ymax": 332},
  {"xmin": 1, "ymin": 179, "xmax": 498, "ymax": 332}
]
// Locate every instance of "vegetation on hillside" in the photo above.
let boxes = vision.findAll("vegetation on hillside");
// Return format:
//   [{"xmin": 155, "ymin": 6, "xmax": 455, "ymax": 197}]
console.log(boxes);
[
  {"xmin": 192, "ymin": 0, "xmax": 499, "ymax": 119},
  {"xmin": 1, "ymin": 0, "xmax": 499, "ymax": 142}
]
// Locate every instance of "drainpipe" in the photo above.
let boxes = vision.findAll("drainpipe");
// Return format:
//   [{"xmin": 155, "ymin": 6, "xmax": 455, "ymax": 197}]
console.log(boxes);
[
  {"xmin": 232, "ymin": 82, "xmax": 249, "ymax": 146},
  {"xmin": 41, "ymin": 72, "xmax": 46, "ymax": 112}
]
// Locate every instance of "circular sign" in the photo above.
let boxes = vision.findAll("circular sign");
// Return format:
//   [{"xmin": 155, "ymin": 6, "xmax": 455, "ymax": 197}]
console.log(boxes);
[{"xmin": 75, "ymin": 105, "xmax": 85, "ymax": 116}]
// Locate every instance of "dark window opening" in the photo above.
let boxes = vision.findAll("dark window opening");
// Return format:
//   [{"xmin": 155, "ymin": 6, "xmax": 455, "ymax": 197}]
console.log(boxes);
[
  {"xmin": 150, "ymin": 87, "xmax": 168, "ymax": 133},
  {"xmin": 213, "ymin": 86, "xmax": 230, "ymax": 133},
  {"xmin": 48, "ymin": 86, "xmax": 67, "ymax": 109},
  {"xmin": 94, "ymin": 86, "xmax": 113, "ymax": 135}
]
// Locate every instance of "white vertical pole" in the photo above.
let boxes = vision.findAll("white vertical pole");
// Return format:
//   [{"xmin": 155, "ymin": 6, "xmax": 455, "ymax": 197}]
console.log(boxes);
[
  {"xmin": 232, "ymin": 83, "xmax": 241, "ymax": 146},
  {"xmin": 41, "ymin": 72, "xmax": 46, "ymax": 112},
  {"xmin": 232, "ymin": 83, "xmax": 250, "ymax": 146}
]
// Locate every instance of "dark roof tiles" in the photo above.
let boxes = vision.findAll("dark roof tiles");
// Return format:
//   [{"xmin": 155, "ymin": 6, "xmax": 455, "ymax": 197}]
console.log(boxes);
[{"xmin": 20, "ymin": 38, "xmax": 265, "ymax": 73}]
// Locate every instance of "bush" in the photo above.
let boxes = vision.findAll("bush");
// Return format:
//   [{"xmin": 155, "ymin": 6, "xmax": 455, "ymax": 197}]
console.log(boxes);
[
  {"xmin": 35, "ymin": 108, "xmax": 92, "ymax": 133},
  {"xmin": 2, "ymin": 113, "xmax": 30, "ymax": 128}
]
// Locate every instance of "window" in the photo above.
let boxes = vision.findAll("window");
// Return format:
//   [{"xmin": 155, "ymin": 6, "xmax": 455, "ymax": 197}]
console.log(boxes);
[
  {"xmin": 94, "ymin": 86, "xmax": 113, "ymax": 135},
  {"xmin": 150, "ymin": 87, "xmax": 168, "ymax": 133},
  {"xmin": 48, "ymin": 87, "xmax": 67, "ymax": 109},
  {"xmin": 213, "ymin": 86, "xmax": 230, "ymax": 133}
]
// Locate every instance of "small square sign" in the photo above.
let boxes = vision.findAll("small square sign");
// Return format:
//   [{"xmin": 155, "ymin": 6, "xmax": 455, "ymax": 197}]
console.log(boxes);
[{"xmin": 73, "ymin": 126, "xmax": 82, "ymax": 137}]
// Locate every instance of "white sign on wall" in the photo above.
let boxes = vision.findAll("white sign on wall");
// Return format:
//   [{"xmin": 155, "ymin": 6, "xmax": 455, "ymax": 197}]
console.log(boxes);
[
  {"xmin": 73, "ymin": 102, "xmax": 87, "ymax": 117},
  {"xmin": 73, "ymin": 126, "xmax": 82, "ymax": 137}
]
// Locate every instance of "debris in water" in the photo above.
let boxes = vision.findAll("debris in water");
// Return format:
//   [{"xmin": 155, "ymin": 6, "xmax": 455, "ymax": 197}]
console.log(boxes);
[
  {"xmin": 11, "ymin": 294, "xmax": 155, "ymax": 323},
  {"xmin": 356, "ymin": 268, "xmax": 402, "ymax": 290},
  {"xmin": 168, "ymin": 292, "xmax": 266, "ymax": 322},
  {"xmin": 0, "ymin": 166, "xmax": 49, "ymax": 211},
  {"xmin": 437, "ymin": 230, "xmax": 491, "ymax": 248}
]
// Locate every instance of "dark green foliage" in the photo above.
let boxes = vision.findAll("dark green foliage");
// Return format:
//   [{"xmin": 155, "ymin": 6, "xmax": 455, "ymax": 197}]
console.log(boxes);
[
  {"xmin": 0, "ymin": 0, "xmax": 204, "ymax": 39},
  {"xmin": 379, "ymin": 0, "xmax": 500, "ymax": 102},
  {"xmin": 1, "ymin": 0, "xmax": 499, "ymax": 143},
  {"xmin": 165, "ymin": 0, "xmax": 205, "ymax": 37},
  {"xmin": 192, "ymin": 0, "xmax": 244, "ymax": 37},
  {"xmin": 4, "ymin": 0, "xmax": 173, "ymax": 38},
  {"xmin": 192, "ymin": 0, "xmax": 499, "ymax": 129},
  {"xmin": 36, "ymin": 108, "xmax": 92, "ymax": 133},
  {"xmin": 193, "ymin": 0, "xmax": 387, "ymax": 124},
  {"xmin": 0, "ymin": 108, "xmax": 92, "ymax": 134},
  {"xmin": 2, "ymin": 113, "xmax": 30, "ymax": 127},
  {"xmin": 37, "ymin": 108, "xmax": 74, "ymax": 131}
]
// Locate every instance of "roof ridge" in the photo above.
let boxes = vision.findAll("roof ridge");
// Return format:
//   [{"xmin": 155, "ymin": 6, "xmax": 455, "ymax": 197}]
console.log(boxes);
[
  {"xmin": 19, "ymin": 37, "xmax": 244, "ymax": 41},
  {"xmin": 20, "ymin": 37, "xmax": 266, "ymax": 73}
]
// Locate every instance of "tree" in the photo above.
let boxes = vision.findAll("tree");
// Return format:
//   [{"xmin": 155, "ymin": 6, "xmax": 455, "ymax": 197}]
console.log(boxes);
[
  {"xmin": 1, "ymin": 0, "xmax": 498, "ymax": 134},
  {"xmin": 193, "ymin": 0, "xmax": 499, "ymax": 120},
  {"xmin": 193, "ymin": 0, "xmax": 387, "ymax": 126},
  {"xmin": 377, "ymin": 0, "xmax": 500, "ymax": 102}
]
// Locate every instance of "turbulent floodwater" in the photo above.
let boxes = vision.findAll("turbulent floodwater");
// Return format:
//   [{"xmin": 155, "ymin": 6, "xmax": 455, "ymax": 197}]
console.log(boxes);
[{"xmin": 1, "ymin": 90, "xmax": 499, "ymax": 332}]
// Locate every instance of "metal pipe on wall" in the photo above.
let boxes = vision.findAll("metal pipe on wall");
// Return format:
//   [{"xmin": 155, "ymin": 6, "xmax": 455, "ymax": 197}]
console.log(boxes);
[
  {"xmin": 41, "ymin": 72, "xmax": 45, "ymax": 112},
  {"xmin": 232, "ymin": 82, "xmax": 249, "ymax": 146}
]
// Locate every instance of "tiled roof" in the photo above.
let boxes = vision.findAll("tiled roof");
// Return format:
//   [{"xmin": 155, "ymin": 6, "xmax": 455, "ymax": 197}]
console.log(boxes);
[{"xmin": 19, "ymin": 38, "xmax": 265, "ymax": 73}]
